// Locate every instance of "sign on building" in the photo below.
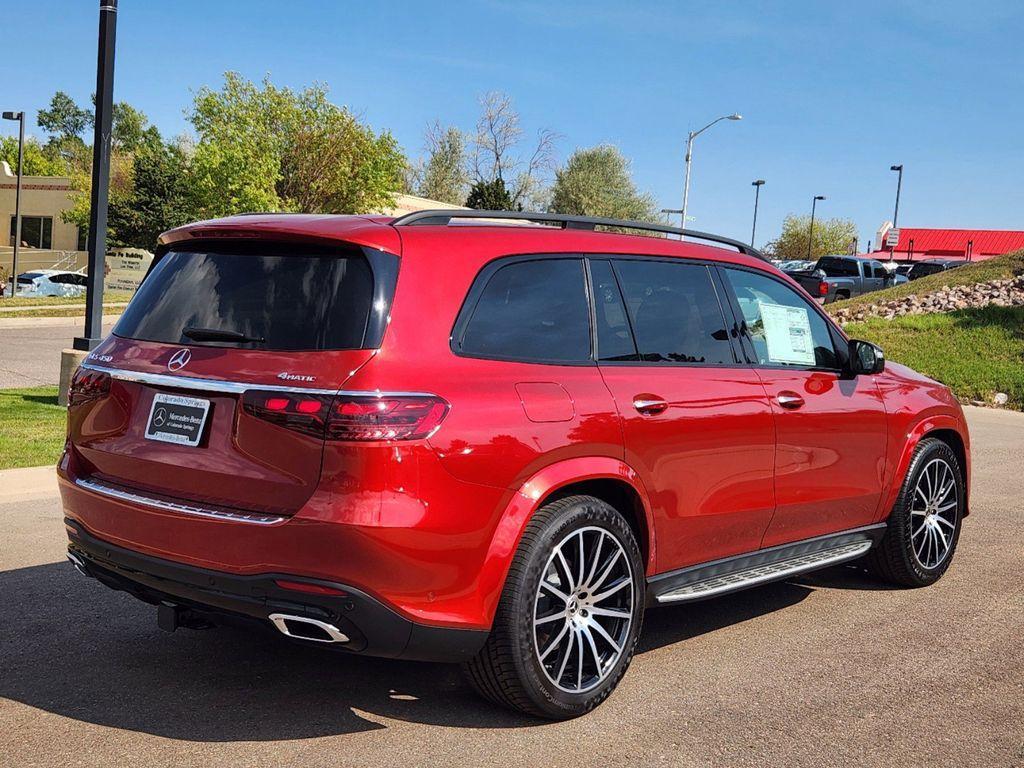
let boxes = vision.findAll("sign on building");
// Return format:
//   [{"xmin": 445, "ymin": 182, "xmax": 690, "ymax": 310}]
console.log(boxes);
[
  {"xmin": 884, "ymin": 228, "xmax": 901, "ymax": 248},
  {"xmin": 105, "ymin": 248, "xmax": 153, "ymax": 292}
]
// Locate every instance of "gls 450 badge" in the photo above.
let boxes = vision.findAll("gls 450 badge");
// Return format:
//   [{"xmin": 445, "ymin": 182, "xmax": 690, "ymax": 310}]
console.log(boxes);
[{"xmin": 277, "ymin": 372, "xmax": 316, "ymax": 382}]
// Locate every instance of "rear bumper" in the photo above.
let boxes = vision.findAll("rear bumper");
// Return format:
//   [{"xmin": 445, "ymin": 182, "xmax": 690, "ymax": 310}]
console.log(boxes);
[{"xmin": 65, "ymin": 517, "xmax": 486, "ymax": 663}]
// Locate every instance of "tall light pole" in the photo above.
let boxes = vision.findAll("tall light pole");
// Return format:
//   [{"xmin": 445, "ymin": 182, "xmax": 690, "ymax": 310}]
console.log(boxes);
[
  {"xmin": 750, "ymin": 179, "xmax": 765, "ymax": 247},
  {"xmin": 74, "ymin": 0, "xmax": 118, "ymax": 351},
  {"xmin": 680, "ymin": 113, "xmax": 742, "ymax": 231},
  {"xmin": 890, "ymin": 164, "xmax": 903, "ymax": 228},
  {"xmin": 807, "ymin": 195, "xmax": 826, "ymax": 261},
  {"xmin": 1, "ymin": 110, "xmax": 24, "ymax": 297}
]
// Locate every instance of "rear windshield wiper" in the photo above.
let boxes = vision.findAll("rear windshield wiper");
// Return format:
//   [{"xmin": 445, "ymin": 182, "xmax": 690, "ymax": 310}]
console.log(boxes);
[{"xmin": 182, "ymin": 326, "xmax": 265, "ymax": 344}]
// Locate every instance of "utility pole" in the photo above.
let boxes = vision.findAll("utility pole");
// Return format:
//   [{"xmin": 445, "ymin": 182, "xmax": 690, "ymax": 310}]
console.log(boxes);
[
  {"xmin": 1, "ymin": 110, "xmax": 24, "ymax": 297},
  {"xmin": 74, "ymin": 0, "xmax": 118, "ymax": 351},
  {"xmin": 750, "ymin": 179, "xmax": 765, "ymax": 247},
  {"xmin": 679, "ymin": 113, "xmax": 742, "ymax": 232}
]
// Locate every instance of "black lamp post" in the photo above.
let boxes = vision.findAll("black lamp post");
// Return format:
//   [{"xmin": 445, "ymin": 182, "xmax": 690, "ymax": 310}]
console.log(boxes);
[
  {"xmin": 890, "ymin": 164, "xmax": 903, "ymax": 228},
  {"xmin": 1, "ymin": 110, "xmax": 24, "ymax": 297},
  {"xmin": 750, "ymin": 179, "xmax": 765, "ymax": 247},
  {"xmin": 807, "ymin": 195, "xmax": 826, "ymax": 261},
  {"xmin": 74, "ymin": 0, "xmax": 118, "ymax": 351}
]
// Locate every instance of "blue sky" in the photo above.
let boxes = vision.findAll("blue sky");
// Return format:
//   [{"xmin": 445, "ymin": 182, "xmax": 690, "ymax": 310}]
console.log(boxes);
[{"xmin": 4, "ymin": 1, "xmax": 1023, "ymax": 247}]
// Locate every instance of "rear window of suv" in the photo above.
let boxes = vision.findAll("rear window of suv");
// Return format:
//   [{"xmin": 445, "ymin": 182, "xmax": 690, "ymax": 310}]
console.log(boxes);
[{"xmin": 114, "ymin": 244, "xmax": 375, "ymax": 351}]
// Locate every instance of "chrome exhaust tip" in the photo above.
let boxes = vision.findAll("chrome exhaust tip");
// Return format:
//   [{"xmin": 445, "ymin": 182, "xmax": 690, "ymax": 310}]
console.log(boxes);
[
  {"xmin": 268, "ymin": 613, "xmax": 349, "ymax": 644},
  {"xmin": 67, "ymin": 551, "xmax": 91, "ymax": 578}
]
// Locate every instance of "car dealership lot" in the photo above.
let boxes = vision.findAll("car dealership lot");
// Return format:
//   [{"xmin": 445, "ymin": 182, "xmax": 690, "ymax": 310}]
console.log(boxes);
[{"xmin": 1, "ymin": 406, "xmax": 1021, "ymax": 768}]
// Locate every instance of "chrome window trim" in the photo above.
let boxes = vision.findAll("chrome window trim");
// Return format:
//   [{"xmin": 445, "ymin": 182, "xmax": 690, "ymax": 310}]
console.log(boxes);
[
  {"xmin": 74, "ymin": 477, "xmax": 287, "ymax": 525},
  {"xmin": 78, "ymin": 362, "xmax": 434, "ymax": 398}
]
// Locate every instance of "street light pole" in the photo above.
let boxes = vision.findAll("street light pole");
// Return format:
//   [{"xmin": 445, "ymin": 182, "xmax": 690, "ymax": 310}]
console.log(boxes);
[
  {"xmin": 679, "ymin": 113, "xmax": 742, "ymax": 231},
  {"xmin": 890, "ymin": 164, "xmax": 903, "ymax": 228},
  {"xmin": 807, "ymin": 195, "xmax": 826, "ymax": 261},
  {"xmin": 75, "ymin": 0, "xmax": 118, "ymax": 351},
  {"xmin": 1, "ymin": 110, "xmax": 24, "ymax": 298},
  {"xmin": 750, "ymin": 179, "xmax": 765, "ymax": 247}
]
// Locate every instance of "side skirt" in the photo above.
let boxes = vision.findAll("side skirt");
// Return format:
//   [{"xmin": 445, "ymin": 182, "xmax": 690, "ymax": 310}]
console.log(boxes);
[{"xmin": 647, "ymin": 524, "xmax": 886, "ymax": 605}]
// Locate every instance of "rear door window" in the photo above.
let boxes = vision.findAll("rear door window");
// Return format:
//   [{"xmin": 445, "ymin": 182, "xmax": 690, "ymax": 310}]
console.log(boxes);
[
  {"xmin": 457, "ymin": 258, "xmax": 591, "ymax": 363},
  {"xmin": 113, "ymin": 244, "xmax": 377, "ymax": 351},
  {"xmin": 611, "ymin": 259, "xmax": 734, "ymax": 364},
  {"xmin": 816, "ymin": 257, "xmax": 859, "ymax": 277}
]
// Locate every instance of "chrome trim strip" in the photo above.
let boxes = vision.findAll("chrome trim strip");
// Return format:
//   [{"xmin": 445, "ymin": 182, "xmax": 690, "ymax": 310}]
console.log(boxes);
[
  {"xmin": 656, "ymin": 540, "xmax": 873, "ymax": 603},
  {"xmin": 74, "ymin": 477, "xmax": 286, "ymax": 525},
  {"xmin": 79, "ymin": 363, "xmax": 435, "ymax": 398}
]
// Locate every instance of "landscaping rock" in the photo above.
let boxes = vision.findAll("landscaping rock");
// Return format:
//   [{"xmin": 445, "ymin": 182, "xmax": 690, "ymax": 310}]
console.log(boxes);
[{"xmin": 829, "ymin": 275, "xmax": 1024, "ymax": 324}]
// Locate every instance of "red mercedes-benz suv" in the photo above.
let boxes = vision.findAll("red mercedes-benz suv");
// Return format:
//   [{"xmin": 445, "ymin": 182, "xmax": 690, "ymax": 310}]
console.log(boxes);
[{"xmin": 60, "ymin": 210, "xmax": 970, "ymax": 719}]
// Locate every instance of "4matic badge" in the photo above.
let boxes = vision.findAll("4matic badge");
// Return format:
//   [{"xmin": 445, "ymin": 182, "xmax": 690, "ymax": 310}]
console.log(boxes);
[{"xmin": 277, "ymin": 372, "xmax": 317, "ymax": 382}]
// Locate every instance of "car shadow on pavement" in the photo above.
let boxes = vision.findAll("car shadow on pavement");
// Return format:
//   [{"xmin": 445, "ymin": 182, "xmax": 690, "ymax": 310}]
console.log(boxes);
[{"xmin": 0, "ymin": 560, "xmax": 878, "ymax": 739}]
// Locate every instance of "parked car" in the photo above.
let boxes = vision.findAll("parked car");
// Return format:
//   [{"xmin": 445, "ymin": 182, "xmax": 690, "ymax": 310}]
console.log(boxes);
[
  {"xmin": 788, "ymin": 255, "xmax": 895, "ymax": 303},
  {"xmin": 16, "ymin": 269, "xmax": 88, "ymax": 297},
  {"xmin": 777, "ymin": 259, "xmax": 816, "ymax": 273},
  {"xmin": 907, "ymin": 258, "xmax": 968, "ymax": 281},
  {"xmin": 61, "ymin": 210, "xmax": 970, "ymax": 719}
]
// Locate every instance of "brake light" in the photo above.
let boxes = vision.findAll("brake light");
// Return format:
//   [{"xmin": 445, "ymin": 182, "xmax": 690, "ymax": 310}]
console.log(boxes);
[
  {"xmin": 241, "ymin": 391, "xmax": 448, "ymax": 441},
  {"xmin": 69, "ymin": 367, "xmax": 111, "ymax": 406},
  {"xmin": 818, "ymin": 280, "xmax": 829, "ymax": 297},
  {"xmin": 327, "ymin": 395, "xmax": 449, "ymax": 441}
]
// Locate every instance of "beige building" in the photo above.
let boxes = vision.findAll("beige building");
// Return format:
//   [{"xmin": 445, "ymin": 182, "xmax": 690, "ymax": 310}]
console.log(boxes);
[{"xmin": 1, "ymin": 161, "xmax": 84, "ymax": 275}]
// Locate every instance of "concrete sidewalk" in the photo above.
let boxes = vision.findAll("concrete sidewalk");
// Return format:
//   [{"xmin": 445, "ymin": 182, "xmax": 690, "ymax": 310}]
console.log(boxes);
[{"xmin": 0, "ymin": 465, "xmax": 57, "ymax": 503}]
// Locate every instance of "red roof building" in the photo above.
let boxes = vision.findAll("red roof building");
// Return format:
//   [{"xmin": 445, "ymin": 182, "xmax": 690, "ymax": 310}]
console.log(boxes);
[{"xmin": 876, "ymin": 225, "xmax": 1024, "ymax": 261}]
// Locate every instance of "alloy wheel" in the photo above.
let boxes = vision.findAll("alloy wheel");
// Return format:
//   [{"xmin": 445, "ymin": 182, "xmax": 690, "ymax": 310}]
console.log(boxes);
[
  {"xmin": 910, "ymin": 457, "xmax": 959, "ymax": 569},
  {"xmin": 532, "ymin": 526, "xmax": 635, "ymax": 693}
]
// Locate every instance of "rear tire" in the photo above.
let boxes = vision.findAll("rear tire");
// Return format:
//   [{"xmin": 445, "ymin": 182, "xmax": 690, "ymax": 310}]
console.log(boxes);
[
  {"xmin": 463, "ymin": 495, "xmax": 645, "ymax": 719},
  {"xmin": 867, "ymin": 438, "xmax": 964, "ymax": 587}
]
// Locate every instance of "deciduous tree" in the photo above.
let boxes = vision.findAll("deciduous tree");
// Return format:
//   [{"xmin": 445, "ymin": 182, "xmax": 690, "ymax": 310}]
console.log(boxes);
[
  {"xmin": 550, "ymin": 145, "xmax": 660, "ymax": 222},
  {"xmin": 764, "ymin": 214, "xmax": 859, "ymax": 261}
]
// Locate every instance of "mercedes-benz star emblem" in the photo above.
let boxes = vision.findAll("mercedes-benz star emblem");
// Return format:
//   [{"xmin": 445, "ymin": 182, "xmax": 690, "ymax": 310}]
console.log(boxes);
[
  {"xmin": 153, "ymin": 407, "xmax": 167, "ymax": 427},
  {"xmin": 167, "ymin": 348, "xmax": 192, "ymax": 372}
]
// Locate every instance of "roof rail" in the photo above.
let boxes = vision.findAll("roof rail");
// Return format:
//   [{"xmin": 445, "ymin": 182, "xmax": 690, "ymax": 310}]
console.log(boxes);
[{"xmin": 390, "ymin": 209, "xmax": 768, "ymax": 261}]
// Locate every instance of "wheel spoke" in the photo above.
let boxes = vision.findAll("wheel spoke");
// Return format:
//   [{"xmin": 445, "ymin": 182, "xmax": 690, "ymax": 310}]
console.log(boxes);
[
  {"xmin": 591, "ymin": 576, "xmax": 629, "ymax": 604},
  {"xmin": 577, "ymin": 531, "xmax": 586, "ymax": 589},
  {"xmin": 540, "ymin": 579, "xmax": 570, "ymax": 603},
  {"xmin": 913, "ymin": 520, "xmax": 928, "ymax": 539},
  {"xmin": 535, "ymin": 610, "xmax": 567, "ymax": 626},
  {"xmin": 934, "ymin": 522, "xmax": 949, "ymax": 550},
  {"xmin": 589, "ymin": 548, "xmax": 622, "ymax": 592},
  {"xmin": 582, "ymin": 626, "xmax": 604, "ymax": 678},
  {"xmin": 591, "ymin": 606, "xmax": 631, "ymax": 620},
  {"xmin": 588, "ymin": 616, "xmax": 621, "ymax": 653},
  {"xmin": 934, "ymin": 515, "xmax": 955, "ymax": 530},
  {"xmin": 556, "ymin": 550, "xmax": 576, "ymax": 592},
  {"xmin": 555, "ymin": 629, "xmax": 575, "ymax": 681},
  {"xmin": 539, "ymin": 620, "xmax": 570, "ymax": 661},
  {"xmin": 585, "ymin": 531, "xmax": 605, "ymax": 589},
  {"xmin": 576, "ymin": 629, "xmax": 584, "ymax": 690}
]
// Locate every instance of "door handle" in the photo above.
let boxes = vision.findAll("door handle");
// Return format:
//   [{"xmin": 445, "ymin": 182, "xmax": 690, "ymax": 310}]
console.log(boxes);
[
  {"xmin": 633, "ymin": 395, "xmax": 669, "ymax": 415},
  {"xmin": 777, "ymin": 391, "xmax": 805, "ymax": 410}
]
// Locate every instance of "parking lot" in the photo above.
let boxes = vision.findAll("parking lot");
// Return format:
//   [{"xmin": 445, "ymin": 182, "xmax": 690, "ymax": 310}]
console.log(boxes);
[{"xmin": 0, "ymin": 405, "xmax": 1019, "ymax": 767}]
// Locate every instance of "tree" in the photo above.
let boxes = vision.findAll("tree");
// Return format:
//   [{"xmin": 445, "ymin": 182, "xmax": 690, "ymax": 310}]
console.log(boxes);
[
  {"xmin": 187, "ymin": 72, "xmax": 406, "ymax": 218},
  {"xmin": 0, "ymin": 136, "xmax": 69, "ymax": 176},
  {"xmin": 469, "ymin": 91, "xmax": 558, "ymax": 209},
  {"xmin": 550, "ymin": 145, "xmax": 660, "ymax": 222},
  {"xmin": 37, "ymin": 91, "xmax": 91, "ymax": 141},
  {"xmin": 416, "ymin": 122, "xmax": 467, "ymax": 205},
  {"xmin": 109, "ymin": 101, "xmax": 161, "ymax": 152},
  {"xmin": 109, "ymin": 140, "xmax": 195, "ymax": 249},
  {"xmin": 764, "ymin": 214, "xmax": 859, "ymax": 261},
  {"xmin": 465, "ymin": 178, "xmax": 516, "ymax": 210}
]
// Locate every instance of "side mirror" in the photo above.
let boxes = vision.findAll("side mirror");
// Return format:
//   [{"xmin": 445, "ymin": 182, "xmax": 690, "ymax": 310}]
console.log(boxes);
[{"xmin": 848, "ymin": 339, "xmax": 885, "ymax": 375}]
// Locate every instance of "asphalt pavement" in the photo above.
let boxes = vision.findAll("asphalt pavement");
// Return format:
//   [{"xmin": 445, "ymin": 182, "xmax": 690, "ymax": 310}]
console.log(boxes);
[
  {"xmin": 0, "ymin": 406, "xmax": 1021, "ymax": 767},
  {"xmin": 0, "ymin": 317, "xmax": 115, "ymax": 389}
]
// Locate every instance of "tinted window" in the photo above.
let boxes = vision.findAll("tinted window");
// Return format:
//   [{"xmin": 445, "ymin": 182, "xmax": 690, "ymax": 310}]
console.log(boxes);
[
  {"xmin": 908, "ymin": 263, "xmax": 944, "ymax": 280},
  {"xmin": 724, "ymin": 268, "xmax": 838, "ymax": 369},
  {"xmin": 459, "ymin": 258, "xmax": 591, "ymax": 362},
  {"xmin": 590, "ymin": 260, "xmax": 638, "ymax": 362},
  {"xmin": 114, "ymin": 246, "xmax": 374, "ymax": 351},
  {"xmin": 816, "ymin": 257, "xmax": 859, "ymax": 277},
  {"xmin": 612, "ymin": 260, "xmax": 733, "ymax": 364}
]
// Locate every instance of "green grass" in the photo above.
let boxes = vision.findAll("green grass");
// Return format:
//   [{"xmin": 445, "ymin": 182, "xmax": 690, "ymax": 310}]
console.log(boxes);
[
  {"xmin": 829, "ymin": 249, "xmax": 1024, "ymax": 314},
  {"xmin": 0, "ymin": 387, "xmax": 66, "ymax": 470},
  {"xmin": 844, "ymin": 305, "xmax": 1024, "ymax": 409},
  {"xmin": 0, "ymin": 290, "xmax": 134, "ymax": 307}
]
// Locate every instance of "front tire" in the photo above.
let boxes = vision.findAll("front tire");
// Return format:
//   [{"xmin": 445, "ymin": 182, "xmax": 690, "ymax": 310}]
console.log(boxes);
[
  {"xmin": 463, "ymin": 495, "xmax": 645, "ymax": 719},
  {"xmin": 867, "ymin": 438, "xmax": 964, "ymax": 587}
]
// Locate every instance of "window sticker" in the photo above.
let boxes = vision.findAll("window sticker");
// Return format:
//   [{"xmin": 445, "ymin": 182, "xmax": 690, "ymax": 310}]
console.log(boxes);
[{"xmin": 757, "ymin": 301, "xmax": 815, "ymax": 365}]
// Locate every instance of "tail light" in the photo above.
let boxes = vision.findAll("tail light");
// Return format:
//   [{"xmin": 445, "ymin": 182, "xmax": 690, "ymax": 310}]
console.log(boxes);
[
  {"xmin": 69, "ymin": 367, "xmax": 111, "ymax": 406},
  {"xmin": 242, "ymin": 391, "xmax": 448, "ymax": 441},
  {"xmin": 818, "ymin": 280, "xmax": 829, "ymax": 297}
]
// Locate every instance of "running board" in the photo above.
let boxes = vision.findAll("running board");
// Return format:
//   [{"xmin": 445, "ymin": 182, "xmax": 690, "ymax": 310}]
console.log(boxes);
[{"xmin": 649, "ymin": 525, "xmax": 884, "ymax": 605}]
